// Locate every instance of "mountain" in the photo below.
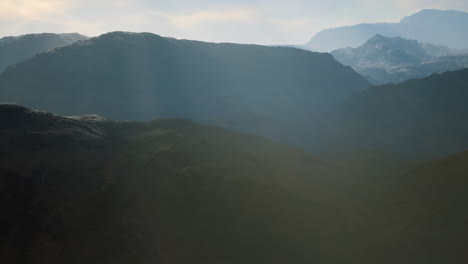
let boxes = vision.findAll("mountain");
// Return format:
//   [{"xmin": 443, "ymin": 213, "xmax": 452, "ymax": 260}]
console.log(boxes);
[
  {"xmin": 306, "ymin": 9, "xmax": 468, "ymax": 52},
  {"xmin": 0, "ymin": 104, "xmax": 356, "ymax": 264},
  {"xmin": 312, "ymin": 68, "xmax": 468, "ymax": 158},
  {"xmin": 0, "ymin": 33, "xmax": 88, "ymax": 73},
  {"xmin": 332, "ymin": 34, "xmax": 432, "ymax": 66},
  {"xmin": 331, "ymin": 34, "xmax": 468, "ymax": 84},
  {"xmin": 0, "ymin": 31, "xmax": 370, "ymax": 146}
]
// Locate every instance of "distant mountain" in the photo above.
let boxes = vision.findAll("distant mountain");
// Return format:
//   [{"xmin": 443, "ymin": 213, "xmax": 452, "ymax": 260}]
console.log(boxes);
[
  {"xmin": 331, "ymin": 34, "xmax": 468, "ymax": 84},
  {"xmin": 313, "ymin": 68, "xmax": 468, "ymax": 158},
  {"xmin": 306, "ymin": 9, "xmax": 468, "ymax": 52},
  {"xmin": 0, "ymin": 31, "xmax": 370, "ymax": 147},
  {"xmin": 0, "ymin": 33, "xmax": 88, "ymax": 72},
  {"xmin": 0, "ymin": 104, "xmax": 353, "ymax": 264},
  {"xmin": 332, "ymin": 34, "xmax": 432, "ymax": 66},
  {"xmin": 420, "ymin": 42, "xmax": 459, "ymax": 57}
]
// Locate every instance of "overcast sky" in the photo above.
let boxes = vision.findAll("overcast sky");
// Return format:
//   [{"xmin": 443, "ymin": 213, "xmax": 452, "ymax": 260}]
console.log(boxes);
[{"xmin": 1, "ymin": 0, "xmax": 467, "ymax": 44}]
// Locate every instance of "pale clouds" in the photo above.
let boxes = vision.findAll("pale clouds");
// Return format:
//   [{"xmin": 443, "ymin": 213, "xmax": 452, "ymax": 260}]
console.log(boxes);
[
  {"xmin": 160, "ymin": 8, "xmax": 257, "ymax": 29},
  {"xmin": 0, "ymin": 0, "xmax": 72, "ymax": 19},
  {"xmin": 0, "ymin": 0, "xmax": 467, "ymax": 44}
]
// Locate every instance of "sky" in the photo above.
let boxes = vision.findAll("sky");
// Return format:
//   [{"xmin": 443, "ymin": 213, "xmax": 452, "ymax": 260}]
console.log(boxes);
[{"xmin": 1, "ymin": 0, "xmax": 468, "ymax": 45}]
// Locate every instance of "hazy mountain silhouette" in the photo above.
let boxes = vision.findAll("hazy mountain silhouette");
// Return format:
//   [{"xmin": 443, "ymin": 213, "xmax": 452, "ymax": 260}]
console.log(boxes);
[
  {"xmin": 313, "ymin": 68, "xmax": 468, "ymax": 158},
  {"xmin": 0, "ymin": 31, "xmax": 370, "ymax": 146},
  {"xmin": 0, "ymin": 33, "xmax": 88, "ymax": 73},
  {"xmin": 306, "ymin": 9, "xmax": 468, "ymax": 52},
  {"xmin": 331, "ymin": 34, "xmax": 468, "ymax": 84}
]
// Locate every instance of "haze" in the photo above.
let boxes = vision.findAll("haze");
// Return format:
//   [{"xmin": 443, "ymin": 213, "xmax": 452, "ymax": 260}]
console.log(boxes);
[{"xmin": 1, "ymin": 0, "xmax": 468, "ymax": 45}]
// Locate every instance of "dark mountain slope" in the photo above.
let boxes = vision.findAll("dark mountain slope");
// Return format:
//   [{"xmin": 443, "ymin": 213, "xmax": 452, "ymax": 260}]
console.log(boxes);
[
  {"xmin": 0, "ymin": 33, "xmax": 88, "ymax": 73},
  {"xmin": 363, "ymin": 151, "xmax": 468, "ymax": 264},
  {"xmin": 331, "ymin": 34, "xmax": 468, "ymax": 84},
  {"xmin": 306, "ymin": 9, "xmax": 468, "ymax": 51},
  {"xmin": 0, "ymin": 104, "xmax": 357, "ymax": 264},
  {"xmin": 2, "ymin": 105, "xmax": 468, "ymax": 263},
  {"xmin": 313, "ymin": 68, "xmax": 468, "ymax": 158},
  {"xmin": 0, "ymin": 31, "xmax": 370, "ymax": 145}
]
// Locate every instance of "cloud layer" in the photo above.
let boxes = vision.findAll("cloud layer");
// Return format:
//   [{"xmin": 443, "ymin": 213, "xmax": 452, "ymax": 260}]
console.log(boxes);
[{"xmin": 1, "ymin": 0, "xmax": 467, "ymax": 44}]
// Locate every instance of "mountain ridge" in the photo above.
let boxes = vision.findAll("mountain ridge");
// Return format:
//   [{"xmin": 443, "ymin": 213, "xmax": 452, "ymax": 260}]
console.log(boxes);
[{"xmin": 0, "ymin": 33, "xmax": 88, "ymax": 73}]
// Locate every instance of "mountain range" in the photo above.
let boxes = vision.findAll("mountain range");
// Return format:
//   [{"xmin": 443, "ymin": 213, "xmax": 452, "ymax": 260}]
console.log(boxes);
[
  {"xmin": 331, "ymin": 34, "xmax": 468, "ymax": 84},
  {"xmin": 1, "ymin": 12, "xmax": 468, "ymax": 263},
  {"xmin": 306, "ymin": 9, "xmax": 468, "ymax": 52},
  {"xmin": 0, "ymin": 33, "xmax": 88, "ymax": 73},
  {"xmin": 1, "ymin": 5, "xmax": 468, "ymax": 264},
  {"xmin": 1, "ymin": 31, "xmax": 468, "ymax": 159},
  {"xmin": 0, "ymin": 31, "xmax": 370, "ymax": 146}
]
